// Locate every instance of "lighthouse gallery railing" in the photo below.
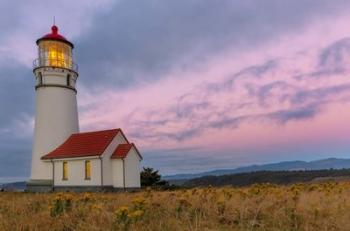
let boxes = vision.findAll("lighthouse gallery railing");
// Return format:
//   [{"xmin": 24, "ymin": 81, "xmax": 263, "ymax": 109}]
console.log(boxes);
[{"xmin": 33, "ymin": 58, "xmax": 78, "ymax": 73}]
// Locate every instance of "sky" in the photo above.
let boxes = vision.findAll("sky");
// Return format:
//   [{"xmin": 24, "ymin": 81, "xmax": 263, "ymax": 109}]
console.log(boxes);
[{"xmin": 1, "ymin": 0, "xmax": 350, "ymax": 183}]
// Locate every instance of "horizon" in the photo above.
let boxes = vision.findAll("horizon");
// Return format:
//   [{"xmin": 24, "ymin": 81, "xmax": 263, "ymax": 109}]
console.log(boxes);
[
  {"xmin": 0, "ymin": 156, "xmax": 348, "ymax": 184},
  {"xmin": 1, "ymin": 0, "xmax": 350, "ymax": 181}
]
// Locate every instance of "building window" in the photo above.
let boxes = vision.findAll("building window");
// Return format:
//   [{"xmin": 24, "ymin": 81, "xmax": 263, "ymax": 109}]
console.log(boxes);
[
  {"xmin": 85, "ymin": 160, "xmax": 91, "ymax": 180},
  {"xmin": 62, "ymin": 161, "xmax": 68, "ymax": 180},
  {"xmin": 67, "ymin": 74, "xmax": 71, "ymax": 86}
]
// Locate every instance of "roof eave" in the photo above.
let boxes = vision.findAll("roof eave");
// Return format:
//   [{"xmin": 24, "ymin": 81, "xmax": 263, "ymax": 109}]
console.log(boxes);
[
  {"xmin": 131, "ymin": 143, "xmax": 143, "ymax": 160},
  {"xmin": 36, "ymin": 38, "xmax": 74, "ymax": 48},
  {"xmin": 41, "ymin": 155, "xmax": 101, "ymax": 161}
]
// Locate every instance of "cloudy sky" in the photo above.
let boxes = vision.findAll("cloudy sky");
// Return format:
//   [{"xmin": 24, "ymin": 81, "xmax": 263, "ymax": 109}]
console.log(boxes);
[{"xmin": 1, "ymin": 0, "xmax": 350, "ymax": 183}]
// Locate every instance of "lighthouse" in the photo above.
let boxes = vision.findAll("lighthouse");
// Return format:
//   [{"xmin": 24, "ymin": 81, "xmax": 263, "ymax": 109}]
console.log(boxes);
[
  {"xmin": 26, "ymin": 25, "xmax": 142, "ymax": 192},
  {"xmin": 27, "ymin": 25, "xmax": 79, "ymax": 191}
]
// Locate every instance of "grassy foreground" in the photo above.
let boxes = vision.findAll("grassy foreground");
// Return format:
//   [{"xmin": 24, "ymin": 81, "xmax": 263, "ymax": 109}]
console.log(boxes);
[{"xmin": 1, "ymin": 183, "xmax": 350, "ymax": 230}]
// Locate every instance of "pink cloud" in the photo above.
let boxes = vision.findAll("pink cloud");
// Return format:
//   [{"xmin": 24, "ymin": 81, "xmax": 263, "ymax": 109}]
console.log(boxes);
[{"xmin": 78, "ymin": 13, "xmax": 350, "ymax": 171}]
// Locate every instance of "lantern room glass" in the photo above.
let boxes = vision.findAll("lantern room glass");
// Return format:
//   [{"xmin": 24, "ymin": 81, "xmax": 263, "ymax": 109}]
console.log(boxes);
[{"xmin": 38, "ymin": 40, "xmax": 73, "ymax": 69}]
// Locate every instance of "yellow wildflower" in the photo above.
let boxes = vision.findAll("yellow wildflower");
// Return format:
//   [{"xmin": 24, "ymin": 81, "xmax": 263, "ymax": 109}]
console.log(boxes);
[{"xmin": 127, "ymin": 209, "xmax": 144, "ymax": 219}]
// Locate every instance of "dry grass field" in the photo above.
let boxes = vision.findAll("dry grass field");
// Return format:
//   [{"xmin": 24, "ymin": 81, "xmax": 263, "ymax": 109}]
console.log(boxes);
[{"xmin": 1, "ymin": 182, "xmax": 350, "ymax": 231}]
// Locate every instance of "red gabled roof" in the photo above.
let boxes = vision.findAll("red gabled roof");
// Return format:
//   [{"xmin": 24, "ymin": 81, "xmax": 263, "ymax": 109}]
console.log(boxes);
[
  {"xmin": 111, "ymin": 143, "xmax": 142, "ymax": 160},
  {"xmin": 42, "ymin": 129, "xmax": 124, "ymax": 160}
]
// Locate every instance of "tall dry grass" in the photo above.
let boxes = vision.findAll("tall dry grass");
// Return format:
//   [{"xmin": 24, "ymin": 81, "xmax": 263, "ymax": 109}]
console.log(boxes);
[{"xmin": 1, "ymin": 182, "xmax": 350, "ymax": 230}]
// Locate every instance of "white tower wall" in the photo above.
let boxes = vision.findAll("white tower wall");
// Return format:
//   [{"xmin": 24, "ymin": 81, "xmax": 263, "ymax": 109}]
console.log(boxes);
[{"xmin": 30, "ymin": 68, "xmax": 79, "ymax": 180}]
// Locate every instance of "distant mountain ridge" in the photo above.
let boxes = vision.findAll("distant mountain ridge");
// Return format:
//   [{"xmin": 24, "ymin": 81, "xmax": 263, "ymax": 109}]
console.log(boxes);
[
  {"xmin": 164, "ymin": 158, "xmax": 350, "ymax": 180},
  {"xmin": 0, "ymin": 181, "xmax": 26, "ymax": 191},
  {"xmin": 184, "ymin": 169, "xmax": 350, "ymax": 187}
]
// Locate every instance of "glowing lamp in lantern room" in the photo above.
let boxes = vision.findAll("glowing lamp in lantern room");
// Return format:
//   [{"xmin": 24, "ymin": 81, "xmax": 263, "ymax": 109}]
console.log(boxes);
[{"xmin": 34, "ymin": 25, "xmax": 76, "ymax": 71}]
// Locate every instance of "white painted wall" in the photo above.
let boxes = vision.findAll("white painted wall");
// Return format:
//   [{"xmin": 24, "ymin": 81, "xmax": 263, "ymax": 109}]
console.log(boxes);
[
  {"xmin": 124, "ymin": 147, "xmax": 141, "ymax": 188},
  {"xmin": 31, "ymin": 68, "xmax": 79, "ymax": 180},
  {"xmin": 112, "ymin": 159, "xmax": 124, "ymax": 188},
  {"xmin": 111, "ymin": 146, "xmax": 141, "ymax": 188},
  {"xmin": 53, "ymin": 158, "xmax": 101, "ymax": 186},
  {"xmin": 101, "ymin": 132, "xmax": 128, "ymax": 186}
]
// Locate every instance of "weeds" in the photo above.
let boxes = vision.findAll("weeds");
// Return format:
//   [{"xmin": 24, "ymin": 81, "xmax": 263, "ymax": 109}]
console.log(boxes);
[{"xmin": 1, "ymin": 183, "xmax": 350, "ymax": 230}]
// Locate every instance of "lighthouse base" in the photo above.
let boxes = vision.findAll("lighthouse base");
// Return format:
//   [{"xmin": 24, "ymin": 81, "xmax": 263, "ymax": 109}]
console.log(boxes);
[{"xmin": 26, "ymin": 179, "xmax": 53, "ymax": 192}]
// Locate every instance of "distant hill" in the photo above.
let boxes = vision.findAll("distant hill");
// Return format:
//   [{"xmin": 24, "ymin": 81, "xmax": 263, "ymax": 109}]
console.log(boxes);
[
  {"xmin": 183, "ymin": 169, "xmax": 350, "ymax": 187},
  {"xmin": 0, "ymin": 181, "xmax": 26, "ymax": 191},
  {"xmin": 164, "ymin": 158, "xmax": 350, "ymax": 180}
]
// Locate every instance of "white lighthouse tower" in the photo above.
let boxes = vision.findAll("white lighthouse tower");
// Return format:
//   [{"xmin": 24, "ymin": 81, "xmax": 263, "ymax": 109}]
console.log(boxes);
[{"xmin": 27, "ymin": 25, "xmax": 79, "ymax": 191}]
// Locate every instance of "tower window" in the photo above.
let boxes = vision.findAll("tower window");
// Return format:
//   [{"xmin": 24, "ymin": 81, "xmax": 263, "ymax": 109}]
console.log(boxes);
[
  {"xmin": 38, "ymin": 72, "xmax": 43, "ymax": 85},
  {"xmin": 62, "ymin": 161, "xmax": 68, "ymax": 180},
  {"xmin": 67, "ymin": 74, "xmax": 71, "ymax": 86},
  {"xmin": 85, "ymin": 160, "xmax": 91, "ymax": 180}
]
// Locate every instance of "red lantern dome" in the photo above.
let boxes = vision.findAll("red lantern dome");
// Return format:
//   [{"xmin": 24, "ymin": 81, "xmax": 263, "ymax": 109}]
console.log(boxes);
[{"xmin": 36, "ymin": 25, "xmax": 74, "ymax": 48}]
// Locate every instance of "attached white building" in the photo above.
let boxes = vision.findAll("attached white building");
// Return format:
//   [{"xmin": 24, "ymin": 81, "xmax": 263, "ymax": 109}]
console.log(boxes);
[
  {"xmin": 26, "ymin": 25, "xmax": 142, "ymax": 192},
  {"xmin": 41, "ymin": 129, "xmax": 142, "ymax": 191}
]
